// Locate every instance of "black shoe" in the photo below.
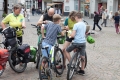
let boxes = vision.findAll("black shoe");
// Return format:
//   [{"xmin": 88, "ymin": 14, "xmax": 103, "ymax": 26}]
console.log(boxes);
[
  {"xmin": 77, "ymin": 70, "xmax": 85, "ymax": 75},
  {"xmin": 100, "ymin": 28, "xmax": 102, "ymax": 31}
]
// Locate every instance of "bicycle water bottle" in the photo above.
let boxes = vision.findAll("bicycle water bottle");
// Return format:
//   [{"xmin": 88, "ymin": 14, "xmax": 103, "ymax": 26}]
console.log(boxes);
[{"xmin": 50, "ymin": 46, "xmax": 54, "ymax": 63}]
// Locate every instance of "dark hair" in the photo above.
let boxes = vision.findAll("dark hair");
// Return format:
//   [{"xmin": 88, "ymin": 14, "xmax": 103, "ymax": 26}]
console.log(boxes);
[
  {"xmin": 75, "ymin": 12, "xmax": 82, "ymax": 18},
  {"xmin": 94, "ymin": 11, "xmax": 98, "ymax": 15},
  {"xmin": 115, "ymin": 12, "xmax": 118, "ymax": 16},
  {"xmin": 53, "ymin": 14, "xmax": 61, "ymax": 22},
  {"xmin": 69, "ymin": 11, "xmax": 77, "ymax": 18}
]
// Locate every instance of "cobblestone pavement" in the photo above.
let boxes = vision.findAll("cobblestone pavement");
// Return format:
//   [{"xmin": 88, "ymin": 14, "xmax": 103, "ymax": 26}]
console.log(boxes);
[{"xmin": 0, "ymin": 15, "xmax": 120, "ymax": 80}]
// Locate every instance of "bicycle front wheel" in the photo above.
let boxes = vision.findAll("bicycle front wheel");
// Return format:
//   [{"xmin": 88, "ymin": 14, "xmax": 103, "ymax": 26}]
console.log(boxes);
[
  {"xmin": 67, "ymin": 52, "xmax": 79, "ymax": 80},
  {"xmin": 54, "ymin": 48, "xmax": 64, "ymax": 75},
  {"xmin": 8, "ymin": 50, "xmax": 27, "ymax": 73},
  {"xmin": 36, "ymin": 43, "xmax": 42, "ymax": 69},
  {"xmin": 39, "ymin": 56, "xmax": 52, "ymax": 80}
]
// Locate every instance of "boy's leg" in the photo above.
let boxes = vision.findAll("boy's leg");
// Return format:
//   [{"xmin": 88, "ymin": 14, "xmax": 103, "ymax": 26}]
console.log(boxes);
[
  {"xmin": 41, "ymin": 42, "xmax": 52, "ymax": 68},
  {"xmin": 65, "ymin": 43, "xmax": 76, "ymax": 62},
  {"xmin": 77, "ymin": 43, "xmax": 86, "ymax": 75}
]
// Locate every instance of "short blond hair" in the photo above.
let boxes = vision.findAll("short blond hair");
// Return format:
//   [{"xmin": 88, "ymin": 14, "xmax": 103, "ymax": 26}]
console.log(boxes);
[{"xmin": 53, "ymin": 14, "xmax": 61, "ymax": 22}]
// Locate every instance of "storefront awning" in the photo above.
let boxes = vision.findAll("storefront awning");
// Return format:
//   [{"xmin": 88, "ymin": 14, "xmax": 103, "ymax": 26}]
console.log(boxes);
[{"xmin": 47, "ymin": 3, "xmax": 62, "ymax": 6}]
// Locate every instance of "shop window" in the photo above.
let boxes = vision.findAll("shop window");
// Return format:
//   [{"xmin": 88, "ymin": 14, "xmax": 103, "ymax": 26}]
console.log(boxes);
[{"xmin": 74, "ymin": 0, "xmax": 79, "ymax": 11}]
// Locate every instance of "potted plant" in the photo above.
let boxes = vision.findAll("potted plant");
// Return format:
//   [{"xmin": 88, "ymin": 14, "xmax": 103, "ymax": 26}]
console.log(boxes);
[{"xmin": 2, "ymin": 12, "xmax": 7, "ymax": 18}]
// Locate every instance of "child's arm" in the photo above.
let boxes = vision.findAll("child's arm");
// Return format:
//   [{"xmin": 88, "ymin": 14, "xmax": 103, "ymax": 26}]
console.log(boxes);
[
  {"xmin": 69, "ymin": 30, "xmax": 76, "ymax": 38},
  {"xmin": 41, "ymin": 26, "xmax": 45, "ymax": 38},
  {"xmin": 60, "ymin": 30, "xmax": 66, "ymax": 36}
]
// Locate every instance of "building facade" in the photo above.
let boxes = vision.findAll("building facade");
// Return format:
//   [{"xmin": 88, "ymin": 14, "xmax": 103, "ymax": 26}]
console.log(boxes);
[
  {"xmin": 63, "ymin": 0, "xmax": 90, "ymax": 16},
  {"xmin": 90, "ymin": 0, "xmax": 119, "ymax": 15}
]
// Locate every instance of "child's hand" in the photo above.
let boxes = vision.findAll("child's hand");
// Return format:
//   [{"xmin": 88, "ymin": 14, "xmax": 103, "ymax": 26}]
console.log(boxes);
[
  {"xmin": 42, "ymin": 35, "xmax": 46, "ymax": 38},
  {"xmin": 69, "ymin": 36, "xmax": 72, "ymax": 38}
]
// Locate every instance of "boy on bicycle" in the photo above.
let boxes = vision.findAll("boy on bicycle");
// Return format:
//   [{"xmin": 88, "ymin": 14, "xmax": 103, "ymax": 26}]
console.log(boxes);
[
  {"xmin": 41, "ymin": 14, "xmax": 65, "ymax": 58},
  {"xmin": 64, "ymin": 12, "xmax": 86, "ymax": 75}
]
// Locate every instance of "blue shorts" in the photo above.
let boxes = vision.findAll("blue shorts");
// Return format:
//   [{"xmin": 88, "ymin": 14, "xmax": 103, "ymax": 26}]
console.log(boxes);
[{"xmin": 42, "ymin": 42, "xmax": 52, "ymax": 57}]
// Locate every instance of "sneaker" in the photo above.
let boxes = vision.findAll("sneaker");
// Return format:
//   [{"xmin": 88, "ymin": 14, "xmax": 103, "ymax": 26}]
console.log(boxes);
[
  {"xmin": 41, "ymin": 74, "xmax": 48, "ymax": 79},
  {"xmin": 77, "ymin": 70, "xmax": 85, "ymax": 75},
  {"xmin": 100, "ymin": 28, "xmax": 102, "ymax": 31}
]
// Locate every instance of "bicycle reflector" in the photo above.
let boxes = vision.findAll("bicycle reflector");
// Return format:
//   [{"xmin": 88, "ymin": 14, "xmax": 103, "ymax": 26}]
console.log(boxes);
[{"xmin": 87, "ymin": 36, "xmax": 95, "ymax": 44}]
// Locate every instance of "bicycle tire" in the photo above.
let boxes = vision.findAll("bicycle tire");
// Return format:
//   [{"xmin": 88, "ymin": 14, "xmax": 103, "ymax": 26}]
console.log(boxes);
[
  {"xmin": 36, "ymin": 44, "xmax": 42, "ymax": 69},
  {"xmin": 39, "ymin": 56, "xmax": 52, "ymax": 80},
  {"xmin": 0, "ymin": 65, "xmax": 4, "ymax": 76},
  {"xmin": 54, "ymin": 48, "xmax": 64, "ymax": 75},
  {"xmin": 8, "ymin": 50, "xmax": 27, "ymax": 73},
  {"xmin": 84, "ymin": 52, "xmax": 87, "ymax": 68},
  {"xmin": 67, "ymin": 52, "xmax": 78, "ymax": 80},
  {"xmin": 36, "ymin": 37, "xmax": 42, "ymax": 69},
  {"xmin": 76, "ymin": 52, "xmax": 87, "ymax": 69}
]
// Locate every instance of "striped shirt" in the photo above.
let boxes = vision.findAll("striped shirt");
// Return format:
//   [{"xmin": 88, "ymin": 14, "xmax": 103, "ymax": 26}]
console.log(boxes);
[{"xmin": 43, "ymin": 22, "xmax": 62, "ymax": 45}]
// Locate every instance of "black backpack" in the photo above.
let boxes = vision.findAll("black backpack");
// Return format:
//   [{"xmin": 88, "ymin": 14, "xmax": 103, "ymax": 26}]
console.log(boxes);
[{"xmin": 2, "ymin": 27, "xmax": 16, "ymax": 39}]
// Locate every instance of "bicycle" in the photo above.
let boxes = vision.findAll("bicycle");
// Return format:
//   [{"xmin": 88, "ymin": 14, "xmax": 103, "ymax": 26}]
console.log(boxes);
[
  {"xmin": 2, "ymin": 27, "xmax": 28, "ymax": 73},
  {"xmin": 38, "ymin": 36, "xmax": 65, "ymax": 80},
  {"xmin": 0, "ymin": 27, "xmax": 27, "ymax": 76},
  {"xmin": 67, "ymin": 47, "xmax": 87, "ymax": 80},
  {"xmin": 31, "ymin": 24, "xmax": 43, "ymax": 69}
]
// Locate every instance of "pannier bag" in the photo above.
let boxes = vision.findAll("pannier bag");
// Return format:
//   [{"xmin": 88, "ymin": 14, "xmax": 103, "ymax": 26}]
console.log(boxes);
[
  {"xmin": 30, "ymin": 46, "xmax": 37, "ymax": 62},
  {"xmin": 17, "ymin": 44, "xmax": 31, "ymax": 63},
  {"xmin": 3, "ymin": 38, "xmax": 17, "ymax": 48},
  {"xmin": 0, "ymin": 49, "xmax": 9, "ymax": 69},
  {"xmin": 2, "ymin": 27, "xmax": 16, "ymax": 39}
]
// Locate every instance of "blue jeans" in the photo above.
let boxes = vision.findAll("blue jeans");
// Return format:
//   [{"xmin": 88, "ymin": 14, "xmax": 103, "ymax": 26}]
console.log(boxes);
[{"xmin": 42, "ymin": 42, "xmax": 52, "ymax": 57}]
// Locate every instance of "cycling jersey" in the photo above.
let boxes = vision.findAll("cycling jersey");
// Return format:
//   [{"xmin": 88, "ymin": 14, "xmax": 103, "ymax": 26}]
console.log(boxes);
[
  {"xmin": 2, "ymin": 13, "xmax": 24, "ymax": 37},
  {"xmin": 64, "ymin": 18, "xmax": 76, "ymax": 30}
]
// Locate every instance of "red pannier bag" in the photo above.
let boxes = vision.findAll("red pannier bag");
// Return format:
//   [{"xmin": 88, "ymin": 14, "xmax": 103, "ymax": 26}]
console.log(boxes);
[{"xmin": 0, "ymin": 49, "xmax": 9, "ymax": 69}]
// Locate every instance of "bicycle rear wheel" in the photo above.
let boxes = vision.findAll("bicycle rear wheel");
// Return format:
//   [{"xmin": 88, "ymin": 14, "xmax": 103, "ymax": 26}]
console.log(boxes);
[
  {"xmin": 8, "ymin": 49, "xmax": 27, "ymax": 73},
  {"xmin": 54, "ymin": 48, "xmax": 64, "ymax": 75},
  {"xmin": 39, "ymin": 56, "xmax": 52, "ymax": 80}
]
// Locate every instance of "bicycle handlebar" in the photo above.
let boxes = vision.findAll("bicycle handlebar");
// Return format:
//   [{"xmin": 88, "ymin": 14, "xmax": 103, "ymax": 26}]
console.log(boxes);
[{"xmin": 31, "ymin": 24, "xmax": 40, "ymax": 29}]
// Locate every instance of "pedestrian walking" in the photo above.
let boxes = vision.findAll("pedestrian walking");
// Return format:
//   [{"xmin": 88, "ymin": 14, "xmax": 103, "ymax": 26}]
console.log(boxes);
[
  {"xmin": 101, "ymin": 9, "xmax": 108, "ymax": 27},
  {"xmin": 32, "ymin": 7, "xmax": 35, "ymax": 16},
  {"xmin": 26, "ymin": 8, "xmax": 31, "ymax": 21},
  {"xmin": 114, "ymin": 12, "xmax": 120, "ymax": 34},
  {"xmin": 92, "ymin": 11, "xmax": 102, "ymax": 31},
  {"xmin": 20, "ymin": 7, "xmax": 25, "ymax": 16},
  {"xmin": 108, "ymin": 11, "xmax": 114, "ymax": 27}
]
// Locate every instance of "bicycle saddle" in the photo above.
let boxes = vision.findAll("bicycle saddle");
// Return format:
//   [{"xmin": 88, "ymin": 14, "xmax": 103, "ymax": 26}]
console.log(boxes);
[{"xmin": 42, "ymin": 46, "xmax": 49, "ymax": 49}]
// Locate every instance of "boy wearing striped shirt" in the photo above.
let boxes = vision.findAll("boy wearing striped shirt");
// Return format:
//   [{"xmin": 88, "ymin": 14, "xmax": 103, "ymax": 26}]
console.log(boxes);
[{"xmin": 41, "ymin": 14, "xmax": 65, "ymax": 57}]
